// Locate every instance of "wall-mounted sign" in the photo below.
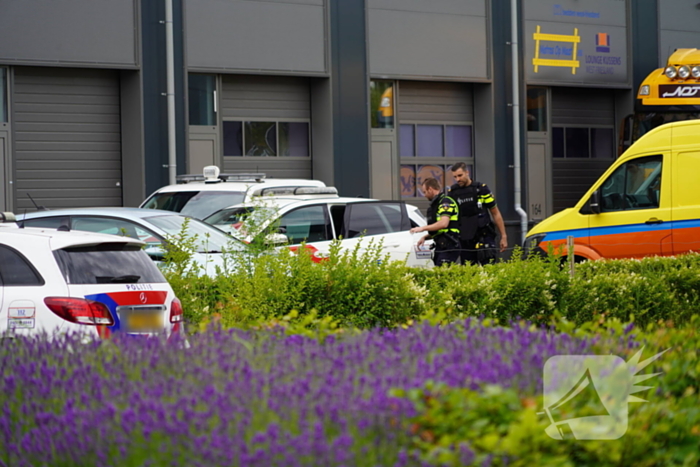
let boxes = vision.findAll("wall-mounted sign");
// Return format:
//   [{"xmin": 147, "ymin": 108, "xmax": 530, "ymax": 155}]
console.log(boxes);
[
  {"xmin": 532, "ymin": 25, "xmax": 581, "ymax": 74},
  {"xmin": 524, "ymin": 0, "xmax": 629, "ymax": 86}
]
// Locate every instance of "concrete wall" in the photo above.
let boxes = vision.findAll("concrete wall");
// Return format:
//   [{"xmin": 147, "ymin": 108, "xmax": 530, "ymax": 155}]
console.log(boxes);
[
  {"xmin": 658, "ymin": 0, "xmax": 700, "ymax": 66},
  {"xmin": 0, "ymin": 0, "xmax": 137, "ymax": 67},
  {"xmin": 367, "ymin": 0, "xmax": 489, "ymax": 80},
  {"xmin": 185, "ymin": 0, "xmax": 327, "ymax": 74}
]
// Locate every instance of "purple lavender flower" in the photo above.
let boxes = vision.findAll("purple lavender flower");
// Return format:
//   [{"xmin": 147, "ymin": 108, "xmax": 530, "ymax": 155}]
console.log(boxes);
[{"xmin": 0, "ymin": 321, "xmax": 600, "ymax": 466}]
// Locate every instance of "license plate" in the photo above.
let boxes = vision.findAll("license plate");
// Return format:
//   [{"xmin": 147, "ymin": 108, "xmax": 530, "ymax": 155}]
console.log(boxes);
[
  {"xmin": 414, "ymin": 246, "xmax": 433, "ymax": 260},
  {"xmin": 125, "ymin": 312, "xmax": 163, "ymax": 331},
  {"xmin": 9, "ymin": 318, "xmax": 35, "ymax": 329}
]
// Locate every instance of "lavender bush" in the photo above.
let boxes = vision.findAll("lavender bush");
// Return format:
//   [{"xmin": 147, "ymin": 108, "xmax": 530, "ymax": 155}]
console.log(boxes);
[{"xmin": 0, "ymin": 321, "xmax": 594, "ymax": 467}]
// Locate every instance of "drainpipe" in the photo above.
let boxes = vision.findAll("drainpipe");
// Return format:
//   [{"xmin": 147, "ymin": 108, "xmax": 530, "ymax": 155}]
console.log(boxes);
[
  {"xmin": 511, "ymin": 0, "xmax": 529, "ymax": 244},
  {"xmin": 165, "ymin": 0, "xmax": 177, "ymax": 185}
]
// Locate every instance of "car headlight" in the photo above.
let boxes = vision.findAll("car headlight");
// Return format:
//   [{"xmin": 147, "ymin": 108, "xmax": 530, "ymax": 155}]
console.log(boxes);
[
  {"xmin": 638, "ymin": 85, "xmax": 650, "ymax": 96},
  {"xmin": 679, "ymin": 65, "xmax": 691, "ymax": 79},
  {"xmin": 665, "ymin": 66, "xmax": 677, "ymax": 79},
  {"xmin": 523, "ymin": 233, "xmax": 546, "ymax": 254},
  {"xmin": 692, "ymin": 66, "xmax": 700, "ymax": 78}
]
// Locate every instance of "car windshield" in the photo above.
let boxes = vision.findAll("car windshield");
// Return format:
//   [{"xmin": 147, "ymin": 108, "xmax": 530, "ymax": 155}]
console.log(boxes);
[
  {"xmin": 141, "ymin": 191, "xmax": 246, "ymax": 220},
  {"xmin": 146, "ymin": 215, "xmax": 247, "ymax": 253}
]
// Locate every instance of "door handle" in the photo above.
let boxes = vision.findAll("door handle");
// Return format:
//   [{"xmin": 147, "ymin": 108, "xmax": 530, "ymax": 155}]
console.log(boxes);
[{"xmin": 645, "ymin": 218, "xmax": 663, "ymax": 225}]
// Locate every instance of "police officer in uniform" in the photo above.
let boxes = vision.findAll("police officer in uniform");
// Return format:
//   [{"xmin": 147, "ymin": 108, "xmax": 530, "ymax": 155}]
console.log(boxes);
[
  {"xmin": 448, "ymin": 162, "xmax": 507, "ymax": 265},
  {"xmin": 410, "ymin": 177, "xmax": 461, "ymax": 266}
]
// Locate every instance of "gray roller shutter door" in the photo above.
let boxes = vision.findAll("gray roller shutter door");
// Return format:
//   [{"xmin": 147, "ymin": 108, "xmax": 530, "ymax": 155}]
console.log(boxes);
[
  {"xmin": 13, "ymin": 67, "xmax": 122, "ymax": 210},
  {"xmin": 220, "ymin": 75, "xmax": 311, "ymax": 179},
  {"xmin": 397, "ymin": 81, "xmax": 473, "ymax": 211},
  {"xmin": 551, "ymin": 87, "xmax": 615, "ymax": 212},
  {"xmin": 398, "ymin": 81, "xmax": 473, "ymax": 122}
]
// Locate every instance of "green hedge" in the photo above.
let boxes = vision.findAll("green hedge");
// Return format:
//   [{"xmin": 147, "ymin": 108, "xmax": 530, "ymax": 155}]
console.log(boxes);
[{"xmin": 165, "ymin": 242, "xmax": 700, "ymax": 330}]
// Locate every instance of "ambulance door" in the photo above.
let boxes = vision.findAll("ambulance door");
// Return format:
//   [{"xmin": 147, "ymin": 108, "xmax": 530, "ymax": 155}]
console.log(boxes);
[
  {"xmin": 671, "ymin": 150, "xmax": 700, "ymax": 255},
  {"xmin": 588, "ymin": 154, "xmax": 671, "ymax": 258}
]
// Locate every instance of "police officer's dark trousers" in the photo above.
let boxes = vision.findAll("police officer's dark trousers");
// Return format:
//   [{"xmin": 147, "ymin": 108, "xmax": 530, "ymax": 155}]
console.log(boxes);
[
  {"xmin": 432, "ymin": 234, "xmax": 461, "ymax": 266},
  {"xmin": 460, "ymin": 238, "xmax": 497, "ymax": 266},
  {"xmin": 434, "ymin": 248, "xmax": 460, "ymax": 266}
]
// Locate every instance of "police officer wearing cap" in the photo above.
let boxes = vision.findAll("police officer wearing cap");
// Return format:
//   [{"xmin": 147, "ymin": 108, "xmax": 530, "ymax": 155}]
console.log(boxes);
[
  {"xmin": 410, "ymin": 177, "xmax": 461, "ymax": 266},
  {"xmin": 448, "ymin": 162, "xmax": 507, "ymax": 265}
]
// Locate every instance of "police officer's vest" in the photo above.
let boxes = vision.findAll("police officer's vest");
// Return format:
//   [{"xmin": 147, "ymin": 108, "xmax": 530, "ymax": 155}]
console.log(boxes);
[
  {"xmin": 449, "ymin": 182, "xmax": 492, "ymax": 241},
  {"xmin": 426, "ymin": 193, "xmax": 460, "ymax": 238}
]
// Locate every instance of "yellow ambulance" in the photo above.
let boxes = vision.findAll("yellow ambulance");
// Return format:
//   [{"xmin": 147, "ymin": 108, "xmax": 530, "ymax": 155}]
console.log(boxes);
[{"xmin": 524, "ymin": 119, "xmax": 700, "ymax": 260}]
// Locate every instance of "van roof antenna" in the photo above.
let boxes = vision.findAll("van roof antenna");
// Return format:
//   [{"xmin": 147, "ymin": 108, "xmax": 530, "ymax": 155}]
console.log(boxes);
[{"xmin": 27, "ymin": 193, "xmax": 47, "ymax": 211}]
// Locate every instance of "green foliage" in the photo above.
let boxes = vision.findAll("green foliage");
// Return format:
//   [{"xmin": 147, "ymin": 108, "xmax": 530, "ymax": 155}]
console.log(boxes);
[
  {"xmin": 414, "ymin": 253, "xmax": 700, "ymax": 329},
  {"xmin": 395, "ymin": 322, "xmax": 700, "ymax": 466},
  {"xmin": 167, "ymin": 237, "xmax": 424, "ymax": 330},
  {"xmin": 161, "ymin": 220, "xmax": 700, "ymax": 332}
]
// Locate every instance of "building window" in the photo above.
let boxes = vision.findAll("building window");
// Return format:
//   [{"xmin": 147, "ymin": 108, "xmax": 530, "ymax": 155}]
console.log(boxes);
[
  {"xmin": 223, "ymin": 121, "xmax": 310, "ymax": 157},
  {"xmin": 188, "ymin": 74, "xmax": 216, "ymax": 126},
  {"xmin": 526, "ymin": 86, "xmax": 547, "ymax": 132},
  {"xmin": 400, "ymin": 123, "xmax": 473, "ymax": 197},
  {"xmin": 370, "ymin": 81, "xmax": 394, "ymax": 129},
  {"xmin": 552, "ymin": 127, "xmax": 614, "ymax": 159},
  {"xmin": 0, "ymin": 68, "xmax": 7, "ymax": 123}
]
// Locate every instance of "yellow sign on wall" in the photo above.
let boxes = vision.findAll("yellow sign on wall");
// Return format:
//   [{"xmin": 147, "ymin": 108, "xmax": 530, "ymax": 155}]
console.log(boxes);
[{"xmin": 532, "ymin": 25, "xmax": 580, "ymax": 74}]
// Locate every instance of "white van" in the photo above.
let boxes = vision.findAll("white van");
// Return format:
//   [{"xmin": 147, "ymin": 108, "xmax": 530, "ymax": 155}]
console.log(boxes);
[{"xmin": 140, "ymin": 166, "xmax": 327, "ymax": 220}]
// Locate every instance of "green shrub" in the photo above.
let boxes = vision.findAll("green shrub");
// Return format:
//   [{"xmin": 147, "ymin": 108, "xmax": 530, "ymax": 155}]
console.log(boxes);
[
  {"xmin": 413, "ymin": 253, "xmax": 700, "ymax": 329},
  {"xmin": 396, "ymin": 321, "xmax": 700, "ymax": 466},
  {"xmin": 163, "ymin": 227, "xmax": 700, "ymax": 331},
  {"xmin": 168, "ymin": 238, "xmax": 425, "ymax": 329}
]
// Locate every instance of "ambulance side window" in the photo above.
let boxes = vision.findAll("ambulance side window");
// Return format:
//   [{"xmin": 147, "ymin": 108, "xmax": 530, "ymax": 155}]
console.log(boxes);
[{"xmin": 600, "ymin": 156, "xmax": 662, "ymax": 212}]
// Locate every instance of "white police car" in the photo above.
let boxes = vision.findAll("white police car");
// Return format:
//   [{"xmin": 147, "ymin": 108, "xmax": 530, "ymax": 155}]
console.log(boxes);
[
  {"xmin": 140, "ymin": 165, "xmax": 327, "ymax": 220},
  {"xmin": 203, "ymin": 195, "xmax": 433, "ymax": 267},
  {"xmin": 0, "ymin": 213, "xmax": 183, "ymax": 339}
]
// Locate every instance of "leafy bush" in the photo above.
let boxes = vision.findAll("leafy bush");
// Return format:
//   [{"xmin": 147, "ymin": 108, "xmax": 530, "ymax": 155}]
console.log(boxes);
[
  {"xmin": 397, "ymin": 318, "xmax": 700, "ymax": 466},
  {"xmin": 164, "ymin": 232, "xmax": 700, "ymax": 331},
  {"xmin": 167, "ymin": 238, "xmax": 425, "ymax": 329},
  {"xmin": 415, "ymin": 253, "xmax": 700, "ymax": 329}
]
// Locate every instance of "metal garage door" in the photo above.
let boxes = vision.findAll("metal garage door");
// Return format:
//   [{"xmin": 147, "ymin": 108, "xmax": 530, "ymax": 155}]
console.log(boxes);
[
  {"xmin": 398, "ymin": 81, "xmax": 474, "ymax": 123},
  {"xmin": 12, "ymin": 67, "xmax": 122, "ymax": 211},
  {"xmin": 551, "ymin": 87, "xmax": 615, "ymax": 212},
  {"xmin": 220, "ymin": 75, "xmax": 311, "ymax": 179},
  {"xmin": 398, "ymin": 81, "xmax": 474, "ymax": 210}
]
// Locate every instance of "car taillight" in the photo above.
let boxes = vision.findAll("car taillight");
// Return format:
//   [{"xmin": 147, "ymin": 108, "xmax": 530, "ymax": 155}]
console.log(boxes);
[
  {"xmin": 44, "ymin": 297, "xmax": 114, "ymax": 326},
  {"xmin": 170, "ymin": 298, "xmax": 183, "ymax": 323}
]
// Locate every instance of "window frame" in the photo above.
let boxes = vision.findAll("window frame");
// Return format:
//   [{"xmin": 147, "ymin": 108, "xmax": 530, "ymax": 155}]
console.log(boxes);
[
  {"xmin": 69, "ymin": 216, "xmax": 165, "ymax": 246},
  {"xmin": 399, "ymin": 121, "xmax": 474, "ymax": 198},
  {"xmin": 222, "ymin": 118, "xmax": 311, "ymax": 158},
  {"xmin": 599, "ymin": 155, "xmax": 663, "ymax": 213},
  {"xmin": 342, "ymin": 201, "xmax": 411, "ymax": 238},
  {"xmin": 552, "ymin": 125, "xmax": 615, "ymax": 159},
  {"xmin": 267, "ymin": 204, "xmax": 332, "ymax": 245},
  {"xmin": 0, "ymin": 67, "xmax": 7, "ymax": 123},
  {"xmin": 187, "ymin": 73, "xmax": 217, "ymax": 126}
]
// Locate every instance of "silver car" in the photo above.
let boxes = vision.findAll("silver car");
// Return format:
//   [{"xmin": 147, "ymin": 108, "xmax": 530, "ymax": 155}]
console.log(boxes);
[{"xmin": 17, "ymin": 208, "xmax": 249, "ymax": 277}]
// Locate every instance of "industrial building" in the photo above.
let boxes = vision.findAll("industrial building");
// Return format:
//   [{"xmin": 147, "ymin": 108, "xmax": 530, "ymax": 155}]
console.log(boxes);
[{"xmin": 0, "ymin": 0, "xmax": 697, "ymax": 242}]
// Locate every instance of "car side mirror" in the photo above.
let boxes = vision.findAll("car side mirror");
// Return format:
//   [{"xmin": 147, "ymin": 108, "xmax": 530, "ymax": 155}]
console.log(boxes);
[
  {"xmin": 265, "ymin": 233, "xmax": 289, "ymax": 245},
  {"xmin": 589, "ymin": 190, "xmax": 601, "ymax": 215}
]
